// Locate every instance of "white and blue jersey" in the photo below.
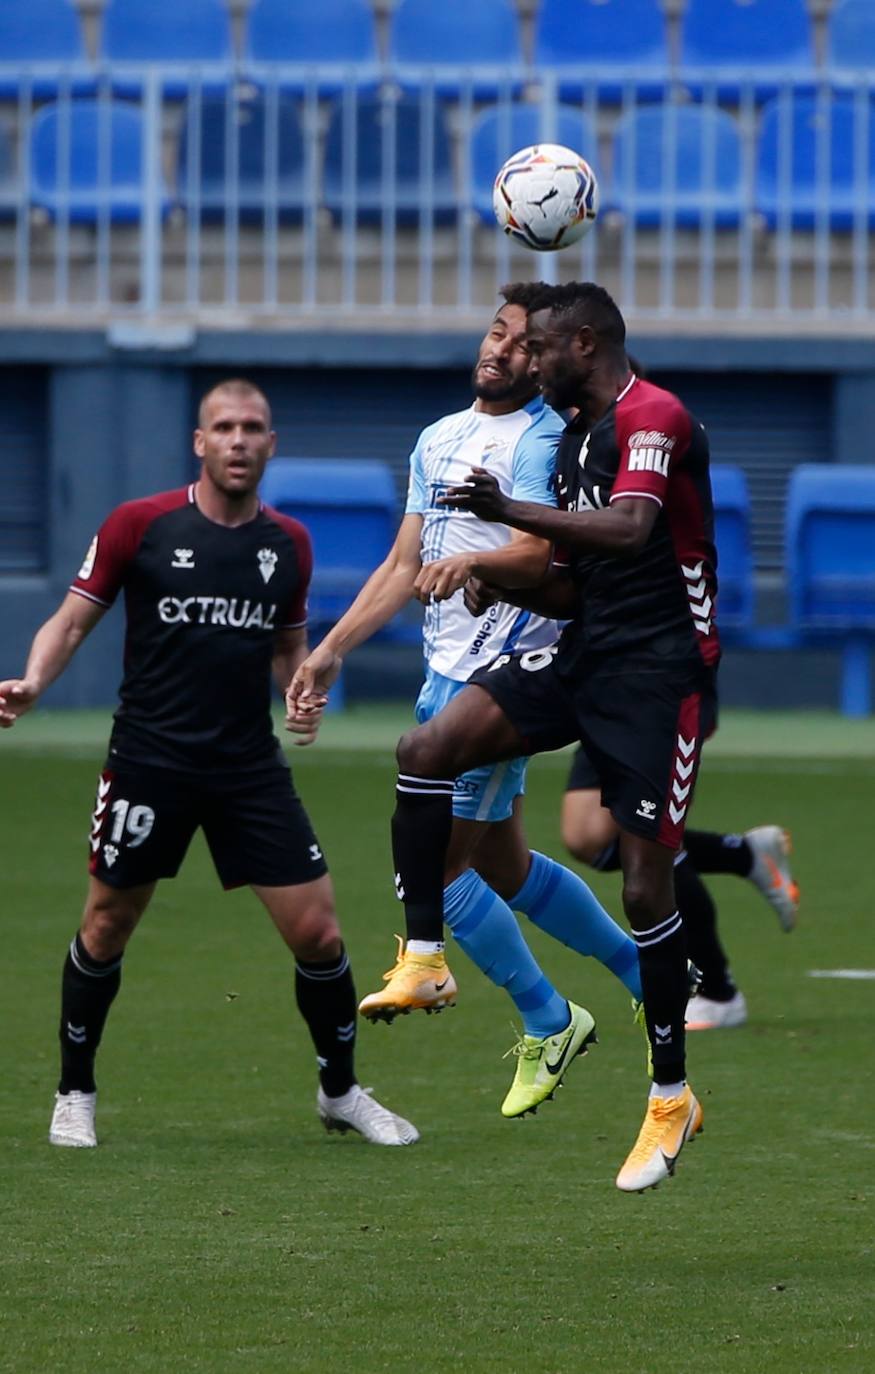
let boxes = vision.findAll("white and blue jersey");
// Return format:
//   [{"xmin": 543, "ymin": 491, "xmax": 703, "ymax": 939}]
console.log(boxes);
[
  {"xmin": 406, "ymin": 395, "xmax": 564, "ymax": 822},
  {"xmin": 406, "ymin": 394, "xmax": 564, "ymax": 681}
]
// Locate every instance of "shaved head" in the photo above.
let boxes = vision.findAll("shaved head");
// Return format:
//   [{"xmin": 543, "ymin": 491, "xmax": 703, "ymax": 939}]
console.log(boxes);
[{"xmin": 198, "ymin": 378, "xmax": 272, "ymax": 428}]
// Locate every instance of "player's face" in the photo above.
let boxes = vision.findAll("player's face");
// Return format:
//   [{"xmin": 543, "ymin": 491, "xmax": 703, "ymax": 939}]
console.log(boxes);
[
  {"xmin": 194, "ymin": 394, "xmax": 276, "ymax": 498},
  {"xmin": 471, "ymin": 304, "xmax": 538, "ymax": 408},
  {"xmin": 526, "ymin": 308, "xmax": 589, "ymax": 412}
]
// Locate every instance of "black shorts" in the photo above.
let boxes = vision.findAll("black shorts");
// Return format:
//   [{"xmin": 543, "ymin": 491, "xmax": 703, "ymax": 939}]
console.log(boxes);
[
  {"xmin": 87, "ymin": 757, "xmax": 329, "ymax": 891},
  {"xmin": 471, "ymin": 646, "xmax": 717, "ymax": 849},
  {"xmin": 566, "ymin": 743, "xmax": 600, "ymax": 793}
]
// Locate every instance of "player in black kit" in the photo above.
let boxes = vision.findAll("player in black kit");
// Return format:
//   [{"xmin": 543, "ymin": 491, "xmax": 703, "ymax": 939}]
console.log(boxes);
[
  {"xmin": 0, "ymin": 378, "xmax": 418, "ymax": 1150},
  {"xmin": 359, "ymin": 283, "xmax": 718, "ymax": 1191}
]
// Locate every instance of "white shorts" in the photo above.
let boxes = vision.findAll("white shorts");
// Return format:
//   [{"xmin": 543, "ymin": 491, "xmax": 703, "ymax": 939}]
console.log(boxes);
[{"xmin": 414, "ymin": 665, "xmax": 528, "ymax": 823}]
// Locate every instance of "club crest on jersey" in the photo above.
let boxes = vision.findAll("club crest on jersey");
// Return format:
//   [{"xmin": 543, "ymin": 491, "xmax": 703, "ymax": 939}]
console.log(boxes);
[
  {"xmin": 480, "ymin": 437, "xmax": 509, "ymax": 463},
  {"xmin": 171, "ymin": 548, "xmax": 195, "ymax": 569},
  {"xmin": 78, "ymin": 535, "xmax": 98, "ymax": 580},
  {"xmin": 257, "ymin": 548, "xmax": 278, "ymax": 584}
]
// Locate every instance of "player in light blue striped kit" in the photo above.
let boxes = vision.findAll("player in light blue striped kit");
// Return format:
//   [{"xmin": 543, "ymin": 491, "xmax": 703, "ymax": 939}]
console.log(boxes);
[{"xmin": 288, "ymin": 285, "xmax": 641, "ymax": 1118}]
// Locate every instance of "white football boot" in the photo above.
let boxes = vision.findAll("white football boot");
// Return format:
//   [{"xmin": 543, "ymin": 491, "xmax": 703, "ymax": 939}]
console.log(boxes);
[
  {"xmin": 317, "ymin": 1085, "xmax": 419, "ymax": 1146},
  {"xmin": 49, "ymin": 1090, "xmax": 97, "ymax": 1148}
]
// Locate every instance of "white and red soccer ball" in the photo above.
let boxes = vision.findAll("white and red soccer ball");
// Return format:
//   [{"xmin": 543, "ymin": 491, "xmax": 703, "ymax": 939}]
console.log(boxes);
[{"xmin": 493, "ymin": 143, "xmax": 599, "ymax": 251}]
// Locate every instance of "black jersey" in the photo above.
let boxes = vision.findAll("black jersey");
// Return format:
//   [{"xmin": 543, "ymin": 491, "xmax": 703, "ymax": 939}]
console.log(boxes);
[
  {"xmin": 554, "ymin": 375, "xmax": 720, "ymax": 672},
  {"xmin": 70, "ymin": 485, "xmax": 312, "ymax": 770}
]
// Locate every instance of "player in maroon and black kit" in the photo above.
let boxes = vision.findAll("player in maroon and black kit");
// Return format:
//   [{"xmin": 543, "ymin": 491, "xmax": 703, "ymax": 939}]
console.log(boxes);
[
  {"xmin": 360, "ymin": 282, "xmax": 718, "ymax": 1191},
  {"xmin": 0, "ymin": 378, "xmax": 417, "ymax": 1150}
]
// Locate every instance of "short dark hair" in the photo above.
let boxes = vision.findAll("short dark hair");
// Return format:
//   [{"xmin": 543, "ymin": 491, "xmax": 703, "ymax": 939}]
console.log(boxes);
[
  {"xmin": 498, "ymin": 281, "xmax": 554, "ymax": 313},
  {"xmin": 532, "ymin": 281, "xmax": 626, "ymax": 348}
]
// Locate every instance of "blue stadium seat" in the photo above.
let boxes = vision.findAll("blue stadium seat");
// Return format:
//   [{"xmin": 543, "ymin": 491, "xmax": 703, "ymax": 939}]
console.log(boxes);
[
  {"xmin": 610, "ymin": 105, "xmax": 743, "ymax": 229},
  {"xmin": 323, "ymin": 93, "xmax": 455, "ymax": 226},
  {"xmin": 101, "ymin": 0, "xmax": 232, "ymax": 97},
  {"xmin": 755, "ymin": 93, "xmax": 875, "ymax": 231},
  {"xmin": 467, "ymin": 104, "xmax": 598, "ymax": 223},
  {"xmin": 177, "ymin": 93, "xmax": 306, "ymax": 223},
  {"xmin": 29, "ymin": 99, "xmax": 172, "ymax": 224},
  {"xmin": 388, "ymin": 0, "xmax": 524, "ymax": 98},
  {"xmin": 259, "ymin": 459, "xmax": 398, "ymax": 626},
  {"xmin": 533, "ymin": 0, "xmax": 668, "ymax": 102},
  {"xmin": 710, "ymin": 464, "xmax": 754, "ymax": 633},
  {"xmin": 101, "ymin": 0, "xmax": 232, "ymax": 61},
  {"xmin": 246, "ymin": 0, "xmax": 379, "ymax": 89},
  {"xmin": 0, "ymin": 0, "xmax": 90, "ymax": 98},
  {"xmin": 826, "ymin": 0, "xmax": 875, "ymax": 72},
  {"xmin": 680, "ymin": 0, "xmax": 815, "ymax": 99},
  {"xmin": 786, "ymin": 465, "xmax": 875, "ymax": 716}
]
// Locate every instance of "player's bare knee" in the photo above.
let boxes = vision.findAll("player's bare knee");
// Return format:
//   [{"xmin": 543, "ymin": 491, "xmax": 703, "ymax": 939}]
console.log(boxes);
[
  {"xmin": 289, "ymin": 905, "xmax": 342, "ymax": 962},
  {"xmin": 621, "ymin": 874, "xmax": 659, "ymax": 929},
  {"xmin": 80, "ymin": 898, "xmax": 139, "ymax": 959},
  {"xmin": 561, "ymin": 826, "xmax": 602, "ymax": 866},
  {"xmin": 397, "ymin": 723, "xmax": 452, "ymax": 777}
]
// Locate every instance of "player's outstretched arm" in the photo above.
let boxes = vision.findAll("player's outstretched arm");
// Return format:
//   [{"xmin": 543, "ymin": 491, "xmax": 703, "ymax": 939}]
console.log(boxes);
[
  {"xmin": 414, "ymin": 530, "xmax": 552, "ymax": 603},
  {"xmin": 0, "ymin": 592, "xmax": 106, "ymax": 729},
  {"xmin": 288, "ymin": 513, "xmax": 424, "ymax": 709}
]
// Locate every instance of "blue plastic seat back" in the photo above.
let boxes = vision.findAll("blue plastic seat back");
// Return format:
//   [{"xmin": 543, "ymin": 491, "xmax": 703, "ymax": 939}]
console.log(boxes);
[
  {"xmin": 681, "ymin": 0, "xmax": 813, "ymax": 70},
  {"xmin": 612, "ymin": 105, "xmax": 743, "ymax": 228},
  {"xmin": 260, "ymin": 459, "xmax": 398, "ymax": 620},
  {"xmin": 534, "ymin": 0, "xmax": 667, "ymax": 70},
  {"xmin": 468, "ymin": 104, "xmax": 598, "ymax": 221},
  {"xmin": 787, "ymin": 466, "xmax": 875, "ymax": 630},
  {"xmin": 710, "ymin": 464, "xmax": 754, "ymax": 629},
  {"xmin": 178, "ymin": 93, "xmax": 306, "ymax": 221},
  {"xmin": 30, "ymin": 99, "xmax": 170, "ymax": 223},
  {"xmin": 101, "ymin": 0, "xmax": 232, "ymax": 61},
  {"xmin": 323, "ymin": 93, "xmax": 455, "ymax": 224},
  {"xmin": 827, "ymin": 0, "xmax": 875, "ymax": 70},
  {"xmin": 246, "ymin": 0, "xmax": 378, "ymax": 63},
  {"xmin": 0, "ymin": 0, "xmax": 86, "ymax": 62},
  {"xmin": 389, "ymin": 0, "xmax": 522, "ymax": 66},
  {"xmin": 755, "ymin": 93, "xmax": 875, "ymax": 231}
]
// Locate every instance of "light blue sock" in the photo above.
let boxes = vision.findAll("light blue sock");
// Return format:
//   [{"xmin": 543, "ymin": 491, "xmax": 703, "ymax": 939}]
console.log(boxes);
[
  {"xmin": 444, "ymin": 869, "xmax": 570, "ymax": 1038},
  {"xmin": 511, "ymin": 851, "xmax": 642, "ymax": 1002}
]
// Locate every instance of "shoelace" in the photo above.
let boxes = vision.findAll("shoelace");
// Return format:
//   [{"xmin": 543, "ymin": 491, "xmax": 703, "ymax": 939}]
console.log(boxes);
[
  {"xmin": 502, "ymin": 1029, "xmax": 543, "ymax": 1063},
  {"xmin": 381, "ymin": 933, "xmax": 407, "ymax": 982}
]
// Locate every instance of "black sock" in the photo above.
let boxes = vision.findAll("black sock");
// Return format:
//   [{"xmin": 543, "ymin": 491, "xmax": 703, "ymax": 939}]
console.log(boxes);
[
  {"xmin": 631, "ymin": 912, "xmax": 688, "ymax": 1085},
  {"xmin": 674, "ymin": 857, "xmax": 736, "ymax": 1002},
  {"xmin": 58, "ymin": 932, "xmax": 123, "ymax": 1094},
  {"xmin": 683, "ymin": 829, "xmax": 752, "ymax": 878},
  {"xmin": 392, "ymin": 774, "xmax": 454, "ymax": 943},
  {"xmin": 295, "ymin": 946, "xmax": 357, "ymax": 1098}
]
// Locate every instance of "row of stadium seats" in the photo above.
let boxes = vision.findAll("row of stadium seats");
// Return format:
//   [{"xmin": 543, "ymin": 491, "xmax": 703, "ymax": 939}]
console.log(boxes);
[
  {"xmin": 5, "ymin": 92, "xmax": 875, "ymax": 233},
  {"xmin": 259, "ymin": 457, "xmax": 875, "ymax": 717},
  {"xmin": 3, "ymin": 0, "xmax": 875, "ymax": 101}
]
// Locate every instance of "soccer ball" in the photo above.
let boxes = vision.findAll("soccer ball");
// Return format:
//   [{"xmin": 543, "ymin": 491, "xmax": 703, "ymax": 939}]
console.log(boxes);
[{"xmin": 492, "ymin": 143, "xmax": 599, "ymax": 251}]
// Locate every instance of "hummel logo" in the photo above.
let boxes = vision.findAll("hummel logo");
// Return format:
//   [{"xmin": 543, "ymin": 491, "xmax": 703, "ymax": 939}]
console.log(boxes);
[
  {"xmin": 394, "ymin": 872, "xmax": 405, "ymax": 900},
  {"xmin": 66, "ymin": 1022, "xmax": 87, "ymax": 1044},
  {"xmin": 654, "ymin": 1023, "xmax": 672, "ymax": 1044},
  {"xmin": 636, "ymin": 799, "xmax": 657, "ymax": 821},
  {"xmin": 309, "ymin": 843, "xmax": 322, "ymax": 861},
  {"xmin": 172, "ymin": 548, "xmax": 195, "ymax": 569}
]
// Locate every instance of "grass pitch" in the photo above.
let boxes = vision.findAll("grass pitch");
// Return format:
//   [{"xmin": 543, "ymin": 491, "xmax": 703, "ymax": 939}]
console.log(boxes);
[{"xmin": 1, "ymin": 709, "xmax": 873, "ymax": 1373}]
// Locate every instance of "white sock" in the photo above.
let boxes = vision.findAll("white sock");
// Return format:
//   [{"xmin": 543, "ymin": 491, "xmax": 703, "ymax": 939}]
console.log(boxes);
[
  {"xmin": 406, "ymin": 939, "xmax": 445, "ymax": 956},
  {"xmin": 650, "ymin": 1080, "xmax": 685, "ymax": 1100}
]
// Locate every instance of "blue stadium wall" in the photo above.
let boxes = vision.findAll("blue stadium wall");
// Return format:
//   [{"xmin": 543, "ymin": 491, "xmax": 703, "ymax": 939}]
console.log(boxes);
[{"xmin": 2, "ymin": 328, "xmax": 874, "ymax": 711}]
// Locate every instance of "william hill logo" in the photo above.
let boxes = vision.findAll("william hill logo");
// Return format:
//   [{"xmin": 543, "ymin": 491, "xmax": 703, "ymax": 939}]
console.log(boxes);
[{"xmin": 627, "ymin": 429, "xmax": 675, "ymax": 476}]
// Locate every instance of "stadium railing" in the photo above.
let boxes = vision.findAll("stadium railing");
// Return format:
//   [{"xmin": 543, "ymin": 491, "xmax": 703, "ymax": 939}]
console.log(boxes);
[{"xmin": 2, "ymin": 67, "xmax": 875, "ymax": 323}]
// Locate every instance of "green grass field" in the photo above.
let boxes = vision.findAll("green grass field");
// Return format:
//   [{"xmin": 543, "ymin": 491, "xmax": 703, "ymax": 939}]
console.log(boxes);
[{"xmin": 2, "ymin": 709, "xmax": 874, "ymax": 1373}]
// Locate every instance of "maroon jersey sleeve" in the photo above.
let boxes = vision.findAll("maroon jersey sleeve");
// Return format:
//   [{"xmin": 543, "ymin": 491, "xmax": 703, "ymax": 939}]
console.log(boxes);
[
  {"xmin": 70, "ymin": 490, "xmax": 189, "ymax": 607},
  {"xmin": 264, "ymin": 507, "xmax": 313, "ymax": 629},
  {"xmin": 610, "ymin": 391, "xmax": 692, "ymax": 508}
]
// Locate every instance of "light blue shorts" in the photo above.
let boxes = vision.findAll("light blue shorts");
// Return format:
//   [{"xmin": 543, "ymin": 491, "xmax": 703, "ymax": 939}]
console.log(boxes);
[{"xmin": 414, "ymin": 666, "xmax": 528, "ymax": 823}]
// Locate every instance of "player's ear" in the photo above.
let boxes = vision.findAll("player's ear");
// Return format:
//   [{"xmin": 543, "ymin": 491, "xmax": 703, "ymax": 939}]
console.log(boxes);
[
  {"xmin": 268, "ymin": 429, "xmax": 277, "ymax": 458},
  {"xmin": 193, "ymin": 428, "xmax": 205, "ymax": 459},
  {"xmin": 575, "ymin": 325, "xmax": 597, "ymax": 357}
]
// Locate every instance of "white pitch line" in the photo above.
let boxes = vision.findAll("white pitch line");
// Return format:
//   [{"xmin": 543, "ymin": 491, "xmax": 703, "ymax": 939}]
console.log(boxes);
[{"xmin": 807, "ymin": 969, "xmax": 875, "ymax": 980}]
